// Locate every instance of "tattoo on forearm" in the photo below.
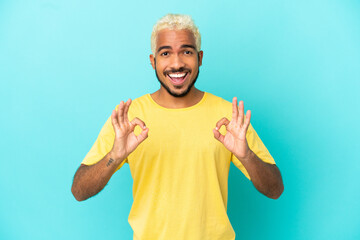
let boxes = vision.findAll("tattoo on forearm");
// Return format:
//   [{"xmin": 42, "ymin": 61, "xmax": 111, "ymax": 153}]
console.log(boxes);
[{"xmin": 107, "ymin": 158, "xmax": 114, "ymax": 167}]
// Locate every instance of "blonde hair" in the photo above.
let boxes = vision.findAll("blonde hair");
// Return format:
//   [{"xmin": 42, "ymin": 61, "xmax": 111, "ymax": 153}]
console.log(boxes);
[{"xmin": 151, "ymin": 14, "xmax": 201, "ymax": 55}]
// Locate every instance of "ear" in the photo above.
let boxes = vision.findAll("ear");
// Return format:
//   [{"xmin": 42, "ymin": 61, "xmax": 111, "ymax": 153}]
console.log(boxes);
[
  {"xmin": 198, "ymin": 50, "xmax": 203, "ymax": 67},
  {"xmin": 149, "ymin": 54, "xmax": 156, "ymax": 70}
]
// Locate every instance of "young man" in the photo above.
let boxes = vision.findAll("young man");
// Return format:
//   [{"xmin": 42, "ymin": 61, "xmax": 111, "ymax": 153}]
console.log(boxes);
[{"xmin": 71, "ymin": 14, "xmax": 284, "ymax": 240}]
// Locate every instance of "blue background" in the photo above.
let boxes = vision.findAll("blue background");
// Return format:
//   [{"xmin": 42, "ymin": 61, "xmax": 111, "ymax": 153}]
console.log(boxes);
[{"xmin": 1, "ymin": 0, "xmax": 359, "ymax": 239}]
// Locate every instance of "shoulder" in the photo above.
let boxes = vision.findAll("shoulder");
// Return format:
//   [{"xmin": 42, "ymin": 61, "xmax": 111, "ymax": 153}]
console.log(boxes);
[
  {"xmin": 205, "ymin": 92, "xmax": 231, "ymax": 105},
  {"xmin": 127, "ymin": 94, "xmax": 153, "ymax": 118},
  {"xmin": 201, "ymin": 92, "xmax": 234, "ymax": 120},
  {"xmin": 130, "ymin": 94, "xmax": 150, "ymax": 107},
  {"xmin": 204, "ymin": 92, "xmax": 232, "ymax": 112},
  {"xmin": 113, "ymin": 94, "xmax": 150, "ymax": 111}
]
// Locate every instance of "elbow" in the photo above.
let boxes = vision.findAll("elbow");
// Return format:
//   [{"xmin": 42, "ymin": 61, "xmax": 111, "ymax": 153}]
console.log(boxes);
[
  {"xmin": 267, "ymin": 182, "xmax": 284, "ymax": 200},
  {"xmin": 71, "ymin": 165, "xmax": 93, "ymax": 201},
  {"xmin": 267, "ymin": 166, "xmax": 284, "ymax": 199},
  {"xmin": 73, "ymin": 194, "xmax": 86, "ymax": 202},
  {"xmin": 71, "ymin": 184, "xmax": 87, "ymax": 202}
]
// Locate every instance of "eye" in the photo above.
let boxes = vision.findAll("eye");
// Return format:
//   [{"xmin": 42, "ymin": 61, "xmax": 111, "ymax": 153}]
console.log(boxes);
[
  {"xmin": 160, "ymin": 52, "xmax": 169, "ymax": 56},
  {"xmin": 184, "ymin": 50, "xmax": 193, "ymax": 55}
]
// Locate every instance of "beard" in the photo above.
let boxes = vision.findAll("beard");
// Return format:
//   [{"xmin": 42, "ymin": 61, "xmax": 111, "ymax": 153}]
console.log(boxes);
[{"xmin": 154, "ymin": 59, "xmax": 200, "ymax": 98}]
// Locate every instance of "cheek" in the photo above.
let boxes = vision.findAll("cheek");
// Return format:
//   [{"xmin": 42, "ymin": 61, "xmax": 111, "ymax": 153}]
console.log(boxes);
[
  {"xmin": 157, "ymin": 64, "xmax": 165, "ymax": 73},
  {"xmin": 189, "ymin": 60, "xmax": 200, "ymax": 71},
  {"xmin": 154, "ymin": 62, "xmax": 163, "ymax": 73},
  {"xmin": 189, "ymin": 56, "xmax": 200, "ymax": 65}
]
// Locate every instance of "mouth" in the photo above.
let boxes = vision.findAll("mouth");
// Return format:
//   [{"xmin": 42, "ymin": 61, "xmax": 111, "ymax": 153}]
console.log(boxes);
[{"xmin": 166, "ymin": 72, "xmax": 189, "ymax": 86}]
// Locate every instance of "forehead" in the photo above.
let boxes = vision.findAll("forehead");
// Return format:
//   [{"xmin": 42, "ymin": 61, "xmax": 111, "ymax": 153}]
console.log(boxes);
[{"xmin": 156, "ymin": 29, "xmax": 196, "ymax": 49}]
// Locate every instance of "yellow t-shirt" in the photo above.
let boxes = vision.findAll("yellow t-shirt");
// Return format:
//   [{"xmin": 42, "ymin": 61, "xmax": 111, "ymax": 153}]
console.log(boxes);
[{"xmin": 82, "ymin": 92, "xmax": 275, "ymax": 240}]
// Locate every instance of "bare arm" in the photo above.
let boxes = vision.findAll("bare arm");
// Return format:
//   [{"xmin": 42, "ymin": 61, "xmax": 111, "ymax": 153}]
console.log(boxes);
[
  {"xmin": 71, "ymin": 153, "xmax": 125, "ymax": 201},
  {"xmin": 234, "ymin": 150, "xmax": 283, "ymax": 199},
  {"xmin": 71, "ymin": 99, "xmax": 149, "ymax": 201},
  {"xmin": 213, "ymin": 97, "xmax": 284, "ymax": 199}
]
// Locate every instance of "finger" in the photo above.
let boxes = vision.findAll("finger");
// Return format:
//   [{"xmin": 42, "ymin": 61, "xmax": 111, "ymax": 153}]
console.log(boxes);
[
  {"xmin": 123, "ymin": 98, "xmax": 132, "ymax": 123},
  {"xmin": 130, "ymin": 117, "xmax": 146, "ymax": 130},
  {"xmin": 118, "ymin": 101, "xmax": 125, "ymax": 124},
  {"xmin": 232, "ymin": 97, "xmax": 238, "ymax": 121},
  {"xmin": 238, "ymin": 100, "xmax": 244, "ymax": 125},
  {"xmin": 213, "ymin": 128, "xmax": 225, "ymax": 144},
  {"xmin": 111, "ymin": 109, "xmax": 120, "ymax": 130},
  {"xmin": 215, "ymin": 117, "xmax": 230, "ymax": 130},
  {"xmin": 244, "ymin": 110, "xmax": 251, "ymax": 131},
  {"xmin": 136, "ymin": 127, "xmax": 149, "ymax": 143}
]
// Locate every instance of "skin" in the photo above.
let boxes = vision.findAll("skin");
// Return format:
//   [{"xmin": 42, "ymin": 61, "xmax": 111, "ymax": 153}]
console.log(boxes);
[
  {"xmin": 71, "ymin": 99, "xmax": 149, "ymax": 201},
  {"xmin": 149, "ymin": 29, "xmax": 204, "ymax": 108},
  {"xmin": 213, "ymin": 97, "xmax": 284, "ymax": 199},
  {"xmin": 71, "ymin": 28, "xmax": 284, "ymax": 201}
]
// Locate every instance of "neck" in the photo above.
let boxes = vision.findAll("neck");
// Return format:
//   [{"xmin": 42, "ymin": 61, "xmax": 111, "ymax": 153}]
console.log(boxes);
[{"xmin": 151, "ymin": 87, "xmax": 204, "ymax": 109}]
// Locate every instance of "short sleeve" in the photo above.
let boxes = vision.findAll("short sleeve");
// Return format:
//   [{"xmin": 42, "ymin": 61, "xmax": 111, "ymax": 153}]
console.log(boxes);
[
  {"xmin": 81, "ymin": 115, "xmax": 128, "ymax": 171},
  {"xmin": 231, "ymin": 123, "xmax": 275, "ymax": 180}
]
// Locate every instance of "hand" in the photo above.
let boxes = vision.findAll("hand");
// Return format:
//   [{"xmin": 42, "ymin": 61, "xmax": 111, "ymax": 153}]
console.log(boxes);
[
  {"xmin": 213, "ymin": 97, "xmax": 252, "ymax": 160},
  {"xmin": 110, "ymin": 99, "xmax": 149, "ymax": 162}
]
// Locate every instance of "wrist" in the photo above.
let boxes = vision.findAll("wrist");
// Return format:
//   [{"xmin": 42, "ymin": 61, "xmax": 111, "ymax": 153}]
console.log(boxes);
[
  {"xmin": 235, "ymin": 148, "xmax": 254, "ymax": 163},
  {"xmin": 108, "ymin": 151, "xmax": 126, "ymax": 165}
]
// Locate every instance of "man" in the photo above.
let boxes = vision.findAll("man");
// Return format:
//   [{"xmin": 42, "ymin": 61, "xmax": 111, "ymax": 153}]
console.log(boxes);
[{"xmin": 71, "ymin": 14, "xmax": 284, "ymax": 240}]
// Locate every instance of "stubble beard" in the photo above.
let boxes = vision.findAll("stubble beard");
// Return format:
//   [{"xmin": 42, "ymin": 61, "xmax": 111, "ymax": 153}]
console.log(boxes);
[{"xmin": 154, "ymin": 59, "xmax": 200, "ymax": 98}]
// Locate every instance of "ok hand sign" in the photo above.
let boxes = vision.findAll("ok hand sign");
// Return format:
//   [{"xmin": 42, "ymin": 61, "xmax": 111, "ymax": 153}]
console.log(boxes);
[
  {"xmin": 213, "ymin": 97, "xmax": 251, "ymax": 160},
  {"xmin": 110, "ymin": 99, "xmax": 149, "ymax": 162}
]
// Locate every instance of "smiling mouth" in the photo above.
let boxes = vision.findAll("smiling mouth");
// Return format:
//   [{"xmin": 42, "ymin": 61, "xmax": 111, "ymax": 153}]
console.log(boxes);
[{"xmin": 166, "ymin": 72, "xmax": 189, "ymax": 86}]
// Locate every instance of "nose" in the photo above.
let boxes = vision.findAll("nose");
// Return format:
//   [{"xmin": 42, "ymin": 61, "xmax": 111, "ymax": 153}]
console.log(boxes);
[{"xmin": 170, "ymin": 54, "xmax": 185, "ymax": 70}]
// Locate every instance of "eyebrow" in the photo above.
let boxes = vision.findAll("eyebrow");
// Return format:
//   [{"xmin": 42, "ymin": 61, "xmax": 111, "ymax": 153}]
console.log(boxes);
[
  {"xmin": 157, "ymin": 44, "xmax": 197, "ymax": 53},
  {"xmin": 157, "ymin": 46, "xmax": 172, "ymax": 53},
  {"xmin": 180, "ymin": 44, "xmax": 196, "ymax": 50}
]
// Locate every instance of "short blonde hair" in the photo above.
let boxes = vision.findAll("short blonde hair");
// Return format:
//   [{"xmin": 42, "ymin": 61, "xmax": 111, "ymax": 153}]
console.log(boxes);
[{"xmin": 151, "ymin": 14, "xmax": 201, "ymax": 55}]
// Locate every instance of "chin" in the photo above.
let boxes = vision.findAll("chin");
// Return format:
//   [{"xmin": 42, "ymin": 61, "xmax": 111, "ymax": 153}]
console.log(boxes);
[
  {"xmin": 155, "ymin": 66, "xmax": 200, "ymax": 98},
  {"xmin": 164, "ymin": 80, "xmax": 196, "ymax": 97}
]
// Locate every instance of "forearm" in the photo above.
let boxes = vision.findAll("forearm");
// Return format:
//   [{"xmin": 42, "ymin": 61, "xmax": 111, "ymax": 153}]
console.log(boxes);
[
  {"xmin": 235, "ymin": 150, "xmax": 284, "ymax": 199},
  {"xmin": 71, "ymin": 152, "xmax": 125, "ymax": 201}
]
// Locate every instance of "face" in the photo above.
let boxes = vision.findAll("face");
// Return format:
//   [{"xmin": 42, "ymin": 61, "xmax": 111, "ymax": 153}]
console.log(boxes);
[{"xmin": 150, "ymin": 29, "xmax": 203, "ymax": 98}]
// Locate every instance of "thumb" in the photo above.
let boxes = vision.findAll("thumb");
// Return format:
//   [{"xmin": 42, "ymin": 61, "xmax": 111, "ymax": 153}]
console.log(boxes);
[
  {"xmin": 213, "ymin": 128, "xmax": 224, "ymax": 144},
  {"xmin": 136, "ymin": 127, "xmax": 149, "ymax": 144}
]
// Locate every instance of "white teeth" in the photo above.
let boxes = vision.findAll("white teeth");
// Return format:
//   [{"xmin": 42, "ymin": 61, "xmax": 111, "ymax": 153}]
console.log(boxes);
[{"xmin": 168, "ymin": 73, "xmax": 186, "ymax": 78}]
